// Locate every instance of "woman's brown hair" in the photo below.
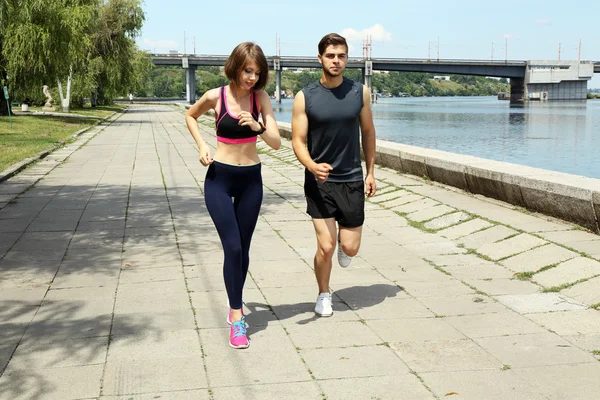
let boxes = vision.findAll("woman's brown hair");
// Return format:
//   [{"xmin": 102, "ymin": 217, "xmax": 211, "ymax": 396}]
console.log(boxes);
[{"xmin": 224, "ymin": 42, "xmax": 269, "ymax": 91}]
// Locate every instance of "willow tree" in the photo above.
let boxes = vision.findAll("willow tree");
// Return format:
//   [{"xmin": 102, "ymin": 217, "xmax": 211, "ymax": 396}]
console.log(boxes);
[
  {"xmin": 1, "ymin": 0, "xmax": 96, "ymax": 112},
  {"xmin": 0, "ymin": 0, "xmax": 15, "ymax": 115},
  {"xmin": 87, "ymin": 0, "xmax": 145, "ymax": 105},
  {"xmin": 0, "ymin": 0, "xmax": 144, "ymax": 113}
]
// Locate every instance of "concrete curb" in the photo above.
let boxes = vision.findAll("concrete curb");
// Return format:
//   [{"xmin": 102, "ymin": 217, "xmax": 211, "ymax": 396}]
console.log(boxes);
[
  {"xmin": 275, "ymin": 122, "xmax": 600, "ymax": 234},
  {"xmin": 0, "ymin": 109, "xmax": 125, "ymax": 184}
]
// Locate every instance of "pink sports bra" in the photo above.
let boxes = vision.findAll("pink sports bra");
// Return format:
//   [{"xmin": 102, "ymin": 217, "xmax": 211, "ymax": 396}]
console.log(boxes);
[{"xmin": 215, "ymin": 86, "xmax": 260, "ymax": 144}]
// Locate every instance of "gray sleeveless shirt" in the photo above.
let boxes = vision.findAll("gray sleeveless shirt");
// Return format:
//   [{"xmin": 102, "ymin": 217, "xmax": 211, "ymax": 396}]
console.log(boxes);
[{"xmin": 302, "ymin": 77, "xmax": 364, "ymax": 182}]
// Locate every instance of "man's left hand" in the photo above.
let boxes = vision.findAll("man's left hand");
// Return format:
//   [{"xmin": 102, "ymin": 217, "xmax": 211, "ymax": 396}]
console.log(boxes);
[{"xmin": 365, "ymin": 174, "xmax": 376, "ymax": 197}]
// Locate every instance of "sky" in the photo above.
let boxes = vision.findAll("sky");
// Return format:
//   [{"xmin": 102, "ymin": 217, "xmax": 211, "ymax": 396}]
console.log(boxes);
[{"xmin": 137, "ymin": 0, "xmax": 600, "ymax": 88}]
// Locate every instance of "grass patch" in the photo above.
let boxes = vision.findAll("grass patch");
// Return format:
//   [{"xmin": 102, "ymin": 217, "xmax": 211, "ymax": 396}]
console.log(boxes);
[
  {"xmin": 514, "ymin": 271, "xmax": 535, "ymax": 281},
  {"xmin": 542, "ymin": 275, "xmax": 599, "ymax": 293},
  {"xmin": 466, "ymin": 248, "xmax": 494, "ymax": 262},
  {"xmin": 434, "ymin": 266, "xmax": 452, "ymax": 276},
  {"xmin": 0, "ymin": 115, "xmax": 102, "ymax": 171},
  {"xmin": 570, "ymin": 225, "xmax": 592, "ymax": 232},
  {"xmin": 27, "ymin": 104, "xmax": 124, "ymax": 118},
  {"xmin": 407, "ymin": 218, "xmax": 436, "ymax": 233},
  {"xmin": 501, "ymin": 364, "xmax": 512, "ymax": 370},
  {"xmin": 537, "ymin": 263, "xmax": 560, "ymax": 273},
  {"xmin": 591, "ymin": 303, "xmax": 600, "ymax": 310},
  {"xmin": 542, "ymin": 285, "xmax": 563, "ymax": 293},
  {"xmin": 592, "ymin": 350, "xmax": 600, "ymax": 356}
]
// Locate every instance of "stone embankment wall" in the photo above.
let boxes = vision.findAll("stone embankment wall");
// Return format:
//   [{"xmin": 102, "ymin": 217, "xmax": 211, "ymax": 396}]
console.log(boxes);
[{"xmin": 276, "ymin": 122, "xmax": 600, "ymax": 234}]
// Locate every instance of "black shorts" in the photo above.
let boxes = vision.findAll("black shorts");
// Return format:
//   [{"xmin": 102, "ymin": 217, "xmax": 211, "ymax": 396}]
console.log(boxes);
[{"xmin": 304, "ymin": 178, "xmax": 365, "ymax": 228}]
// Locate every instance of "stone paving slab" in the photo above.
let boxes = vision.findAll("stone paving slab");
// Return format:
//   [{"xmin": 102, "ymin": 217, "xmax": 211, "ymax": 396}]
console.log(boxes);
[
  {"xmin": 0, "ymin": 364, "xmax": 105, "ymax": 400},
  {"xmin": 211, "ymin": 383, "xmax": 320, "ymax": 400},
  {"xmin": 407, "ymin": 204, "xmax": 456, "ymax": 222},
  {"xmin": 423, "ymin": 211, "xmax": 471, "ymax": 230},
  {"xmin": 476, "ymin": 233, "xmax": 547, "ymax": 261},
  {"xmin": 562, "ymin": 276, "xmax": 600, "ymax": 306},
  {"xmin": 393, "ymin": 338, "xmax": 503, "ymax": 372},
  {"xmin": 474, "ymin": 332, "xmax": 597, "ymax": 368},
  {"xmin": 515, "ymin": 363, "xmax": 600, "ymax": 400},
  {"xmin": 301, "ymin": 345, "xmax": 410, "ymax": 379},
  {"xmin": 495, "ymin": 293, "xmax": 588, "ymax": 314},
  {"xmin": 420, "ymin": 369, "xmax": 549, "ymax": 400},
  {"xmin": 319, "ymin": 375, "xmax": 435, "ymax": 400},
  {"xmin": 500, "ymin": 243, "xmax": 579, "ymax": 273},
  {"xmin": 457, "ymin": 224, "xmax": 518, "ymax": 249},
  {"xmin": 534, "ymin": 257, "xmax": 600, "ymax": 288},
  {"xmin": 1, "ymin": 105, "xmax": 599, "ymax": 399},
  {"xmin": 445, "ymin": 310, "xmax": 547, "ymax": 338}
]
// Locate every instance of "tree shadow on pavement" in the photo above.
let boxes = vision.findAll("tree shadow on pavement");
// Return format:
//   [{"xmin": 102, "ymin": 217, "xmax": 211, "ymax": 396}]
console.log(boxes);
[{"xmin": 0, "ymin": 298, "xmax": 165, "ymax": 400}]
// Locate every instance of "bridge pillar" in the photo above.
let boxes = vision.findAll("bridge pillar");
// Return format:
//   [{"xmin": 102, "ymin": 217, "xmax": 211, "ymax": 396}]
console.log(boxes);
[
  {"xmin": 364, "ymin": 61, "xmax": 374, "ymax": 103},
  {"xmin": 509, "ymin": 77, "xmax": 525, "ymax": 103},
  {"xmin": 276, "ymin": 69, "xmax": 282, "ymax": 103},
  {"xmin": 274, "ymin": 56, "xmax": 281, "ymax": 103},
  {"xmin": 185, "ymin": 66, "xmax": 197, "ymax": 104}
]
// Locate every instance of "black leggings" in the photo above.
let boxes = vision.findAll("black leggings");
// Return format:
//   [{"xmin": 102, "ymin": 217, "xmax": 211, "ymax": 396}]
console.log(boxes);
[{"xmin": 204, "ymin": 161, "xmax": 263, "ymax": 309}]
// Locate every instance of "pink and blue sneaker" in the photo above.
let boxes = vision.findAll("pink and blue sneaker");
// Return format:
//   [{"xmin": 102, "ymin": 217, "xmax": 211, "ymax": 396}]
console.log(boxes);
[{"xmin": 229, "ymin": 317, "xmax": 249, "ymax": 349}]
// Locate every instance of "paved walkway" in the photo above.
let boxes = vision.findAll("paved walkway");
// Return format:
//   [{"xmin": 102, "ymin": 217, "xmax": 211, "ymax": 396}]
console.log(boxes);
[{"xmin": 1, "ymin": 104, "xmax": 599, "ymax": 400}]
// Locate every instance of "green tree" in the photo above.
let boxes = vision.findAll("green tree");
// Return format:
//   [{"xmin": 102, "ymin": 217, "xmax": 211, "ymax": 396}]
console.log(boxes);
[
  {"xmin": 129, "ymin": 49, "xmax": 153, "ymax": 97},
  {"xmin": 1, "ymin": 0, "xmax": 144, "ymax": 112},
  {"xmin": 2, "ymin": 0, "xmax": 97, "ymax": 111},
  {"xmin": 86, "ymin": 0, "xmax": 145, "ymax": 105}
]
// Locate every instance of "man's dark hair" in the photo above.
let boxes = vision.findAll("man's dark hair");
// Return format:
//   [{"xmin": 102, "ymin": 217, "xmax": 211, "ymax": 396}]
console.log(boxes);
[{"xmin": 318, "ymin": 33, "xmax": 348, "ymax": 55}]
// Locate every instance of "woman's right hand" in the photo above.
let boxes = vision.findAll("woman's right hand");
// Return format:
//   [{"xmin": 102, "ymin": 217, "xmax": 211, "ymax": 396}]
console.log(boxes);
[{"xmin": 199, "ymin": 145, "xmax": 213, "ymax": 166}]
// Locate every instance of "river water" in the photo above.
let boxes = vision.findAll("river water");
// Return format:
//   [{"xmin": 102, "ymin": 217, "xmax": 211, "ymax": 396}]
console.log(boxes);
[{"xmin": 271, "ymin": 96, "xmax": 600, "ymax": 179}]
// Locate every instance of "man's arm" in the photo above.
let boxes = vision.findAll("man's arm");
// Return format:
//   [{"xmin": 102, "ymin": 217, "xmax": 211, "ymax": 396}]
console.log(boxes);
[
  {"xmin": 291, "ymin": 91, "xmax": 332, "ymax": 182},
  {"xmin": 359, "ymin": 85, "xmax": 377, "ymax": 196}
]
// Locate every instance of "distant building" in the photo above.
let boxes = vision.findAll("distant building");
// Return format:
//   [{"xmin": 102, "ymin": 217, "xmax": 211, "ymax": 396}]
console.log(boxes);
[
  {"xmin": 283, "ymin": 67, "xmax": 304, "ymax": 73},
  {"xmin": 433, "ymin": 76, "xmax": 451, "ymax": 81}
]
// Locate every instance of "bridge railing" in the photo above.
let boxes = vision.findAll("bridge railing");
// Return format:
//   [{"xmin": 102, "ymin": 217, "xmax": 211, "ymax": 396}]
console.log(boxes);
[
  {"xmin": 278, "ymin": 56, "xmax": 527, "ymax": 64},
  {"xmin": 151, "ymin": 53, "xmax": 599, "ymax": 68},
  {"xmin": 151, "ymin": 53, "xmax": 527, "ymax": 65}
]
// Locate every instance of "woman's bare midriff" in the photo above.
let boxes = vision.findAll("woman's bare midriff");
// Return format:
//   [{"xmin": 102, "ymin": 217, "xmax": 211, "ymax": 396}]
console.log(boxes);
[{"xmin": 213, "ymin": 141, "xmax": 260, "ymax": 166}]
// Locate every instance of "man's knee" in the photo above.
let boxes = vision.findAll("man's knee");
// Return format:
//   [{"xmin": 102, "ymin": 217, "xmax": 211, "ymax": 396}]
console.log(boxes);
[
  {"xmin": 340, "ymin": 241, "xmax": 360, "ymax": 257},
  {"xmin": 317, "ymin": 239, "xmax": 336, "ymax": 259}
]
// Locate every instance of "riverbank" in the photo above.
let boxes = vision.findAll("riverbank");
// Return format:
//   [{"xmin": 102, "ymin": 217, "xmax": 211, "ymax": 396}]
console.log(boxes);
[
  {"xmin": 272, "ymin": 97, "xmax": 600, "ymax": 179},
  {"xmin": 274, "ymin": 121, "xmax": 600, "ymax": 234},
  {"xmin": 171, "ymin": 102, "xmax": 600, "ymax": 233}
]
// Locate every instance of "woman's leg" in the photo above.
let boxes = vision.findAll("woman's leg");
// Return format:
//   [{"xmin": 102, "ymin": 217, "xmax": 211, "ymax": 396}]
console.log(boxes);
[
  {"xmin": 233, "ymin": 170, "xmax": 263, "ymax": 289},
  {"xmin": 204, "ymin": 171, "xmax": 245, "ymax": 312}
]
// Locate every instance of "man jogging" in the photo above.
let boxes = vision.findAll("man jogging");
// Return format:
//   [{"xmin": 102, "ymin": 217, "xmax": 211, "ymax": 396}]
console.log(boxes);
[{"xmin": 291, "ymin": 32, "xmax": 377, "ymax": 317}]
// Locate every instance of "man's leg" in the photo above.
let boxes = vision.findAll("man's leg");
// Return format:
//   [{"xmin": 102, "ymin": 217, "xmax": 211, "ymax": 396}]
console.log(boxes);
[
  {"xmin": 312, "ymin": 217, "xmax": 337, "ymax": 293},
  {"xmin": 338, "ymin": 225, "xmax": 363, "ymax": 258},
  {"xmin": 335, "ymin": 181, "xmax": 365, "ymax": 266}
]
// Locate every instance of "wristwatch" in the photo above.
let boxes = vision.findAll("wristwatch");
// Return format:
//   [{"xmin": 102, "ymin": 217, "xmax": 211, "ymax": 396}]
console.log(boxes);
[{"xmin": 257, "ymin": 122, "xmax": 266, "ymax": 134}]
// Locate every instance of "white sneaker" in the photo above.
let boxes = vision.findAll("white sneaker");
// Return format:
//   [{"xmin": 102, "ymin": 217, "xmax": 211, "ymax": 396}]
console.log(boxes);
[
  {"xmin": 337, "ymin": 238, "xmax": 353, "ymax": 268},
  {"xmin": 315, "ymin": 292, "xmax": 333, "ymax": 317}
]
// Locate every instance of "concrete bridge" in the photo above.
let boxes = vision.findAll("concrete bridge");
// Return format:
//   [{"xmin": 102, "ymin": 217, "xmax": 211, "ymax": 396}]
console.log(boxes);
[{"xmin": 151, "ymin": 54, "xmax": 600, "ymax": 104}]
